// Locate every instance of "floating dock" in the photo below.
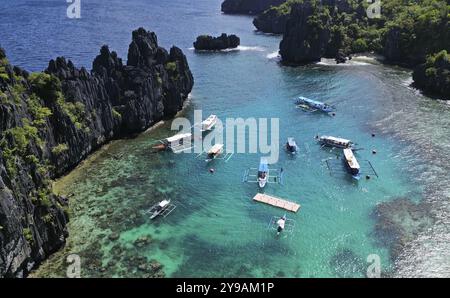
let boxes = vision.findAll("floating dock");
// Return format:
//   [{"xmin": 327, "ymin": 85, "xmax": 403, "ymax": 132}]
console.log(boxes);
[{"xmin": 252, "ymin": 193, "xmax": 300, "ymax": 213}]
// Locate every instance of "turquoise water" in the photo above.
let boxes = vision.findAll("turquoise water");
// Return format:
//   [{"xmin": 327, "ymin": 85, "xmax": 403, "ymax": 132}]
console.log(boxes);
[{"xmin": 1, "ymin": 0, "xmax": 449, "ymax": 277}]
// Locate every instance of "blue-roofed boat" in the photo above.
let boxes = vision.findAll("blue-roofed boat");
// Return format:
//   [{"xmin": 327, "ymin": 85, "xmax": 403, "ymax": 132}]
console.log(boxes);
[
  {"xmin": 258, "ymin": 157, "xmax": 269, "ymax": 188},
  {"xmin": 296, "ymin": 96, "xmax": 335, "ymax": 113}
]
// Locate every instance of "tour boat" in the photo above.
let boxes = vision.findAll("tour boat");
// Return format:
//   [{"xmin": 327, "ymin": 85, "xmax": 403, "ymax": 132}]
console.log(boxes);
[
  {"xmin": 318, "ymin": 135, "xmax": 354, "ymax": 149},
  {"xmin": 152, "ymin": 133, "xmax": 192, "ymax": 153},
  {"xmin": 200, "ymin": 114, "xmax": 218, "ymax": 132},
  {"xmin": 258, "ymin": 158, "xmax": 269, "ymax": 188},
  {"xmin": 343, "ymin": 148, "xmax": 360, "ymax": 177},
  {"xmin": 296, "ymin": 96, "xmax": 335, "ymax": 113},
  {"xmin": 149, "ymin": 199, "xmax": 171, "ymax": 220},
  {"xmin": 286, "ymin": 137, "xmax": 298, "ymax": 154}
]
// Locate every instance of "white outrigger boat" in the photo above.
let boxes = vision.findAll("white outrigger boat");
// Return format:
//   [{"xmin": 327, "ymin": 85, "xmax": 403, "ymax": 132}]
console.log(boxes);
[
  {"xmin": 286, "ymin": 137, "xmax": 298, "ymax": 154},
  {"xmin": 343, "ymin": 148, "xmax": 360, "ymax": 178},
  {"xmin": 199, "ymin": 114, "xmax": 218, "ymax": 132},
  {"xmin": 152, "ymin": 132, "xmax": 193, "ymax": 153},
  {"xmin": 196, "ymin": 143, "xmax": 233, "ymax": 162},
  {"xmin": 258, "ymin": 158, "xmax": 269, "ymax": 188},
  {"xmin": 296, "ymin": 96, "xmax": 335, "ymax": 113},
  {"xmin": 146, "ymin": 199, "xmax": 176, "ymax": 220},
  {"xmin": 318, "ymin": 135, "xmax": 354, "ymax": 149}
]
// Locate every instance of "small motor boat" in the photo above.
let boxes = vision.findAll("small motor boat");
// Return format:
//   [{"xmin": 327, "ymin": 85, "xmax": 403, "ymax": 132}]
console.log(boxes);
[{"xmin": 286, "ymin": 137, "xmax": 298, "ymax": 154}]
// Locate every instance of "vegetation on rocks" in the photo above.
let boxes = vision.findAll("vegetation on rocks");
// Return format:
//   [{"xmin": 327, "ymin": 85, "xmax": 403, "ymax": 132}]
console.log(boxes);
[
  {"xmin": 0, "ymin": 27, "xmax": 193, "ymax": 277},
  {"xmin": 257, "ymin": 0, "xmax": 449, "ymax": 97}
]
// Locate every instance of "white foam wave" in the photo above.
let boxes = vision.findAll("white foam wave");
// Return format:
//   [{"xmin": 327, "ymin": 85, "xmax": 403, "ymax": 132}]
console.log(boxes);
[
  {"xmin": 266, "ymin": 51, "xmax": 280, "ymax": 60},
  {"xmin": 316, "ymin": 58, "xmax": 371, "ymax": 66},
  {"xmin": 189, "ymin": 45, "xmax": 265, "ymax": 52}
]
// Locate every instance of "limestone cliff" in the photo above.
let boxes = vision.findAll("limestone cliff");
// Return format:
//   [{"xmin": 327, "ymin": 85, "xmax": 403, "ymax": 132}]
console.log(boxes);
[{"xmin": 0, "ymin": 27, "xmax": 193, "ymax": 277}]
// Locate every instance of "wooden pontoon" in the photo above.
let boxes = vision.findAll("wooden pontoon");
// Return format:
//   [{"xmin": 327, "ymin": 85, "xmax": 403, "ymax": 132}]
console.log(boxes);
[{"xmin": 252, "ymin": 193, "xmax": 300, "ymax": 213}]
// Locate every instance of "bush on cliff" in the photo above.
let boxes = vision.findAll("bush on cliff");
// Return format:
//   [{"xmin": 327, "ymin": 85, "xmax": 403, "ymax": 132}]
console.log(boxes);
[
  {"xmin": 413, "ymin": 50, "xmax": 450, "ymax": 99},
  {"xmin": 29, "ymin": 72, "xmax": 62, "ymax": 102}
]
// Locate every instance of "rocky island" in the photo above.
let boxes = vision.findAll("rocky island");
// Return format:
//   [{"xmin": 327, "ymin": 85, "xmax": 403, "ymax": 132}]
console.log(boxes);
[
  {"xmin": 252, "ymin": 0, "xmax": 449, "ymax": 99},
  {"xmin": 193, "ymin": 34, "xmax": 240, "ymax": 51},
  {"xmin": 0, "ymin": 27, "xmax": 193, "ymax": 277}
]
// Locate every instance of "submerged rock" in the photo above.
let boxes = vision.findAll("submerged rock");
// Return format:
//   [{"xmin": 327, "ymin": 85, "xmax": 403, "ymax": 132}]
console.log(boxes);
[
  {"xmin": 329, "ymin": 248, "xmax": 366, "ymax": 278},
  {"xmin": 193, "ymin": 34, "xmax": 240, "ymax": 51},
  {"xmin": 372, "ymin": 197, "xmax": 435, "ymax": 260}
]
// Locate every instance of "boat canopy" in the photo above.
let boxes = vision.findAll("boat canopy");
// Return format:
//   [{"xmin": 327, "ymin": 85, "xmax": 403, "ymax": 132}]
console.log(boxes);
[
  {"xmin": 202, "ymin": 114, "xmax": 217, "ymax": 125},
  {"xmin": 159, "ymin": 200, "xmax": 170, "ymax": 208},
  {"xmin": 321, "ymin": 136, "xmax": 351, "ymax": 145},
  {"xmin": 343, "ymin": 148, "xmax": 360, "ymax": 169},
  {"xmin": 298, "ymin": 96, "xmax": 325, "ymax": 107},
  {"xmin": 259, "ymin": 157, "xmax": 269, "ymax": 172},
  {"xmin": 287, "ymin": 137, "xmax": 296, "ymax": 147},
  {"xmin": 165, "ymin": 133, "xmax": 192, "ymax": 143}
]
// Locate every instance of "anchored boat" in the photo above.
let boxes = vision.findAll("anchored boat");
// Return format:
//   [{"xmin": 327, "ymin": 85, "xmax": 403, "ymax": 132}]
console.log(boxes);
[
  {"xmin": 147, "ymin": 199, "xmax": 176, "ymax": 220},
  {"xmin": 286, "ymin": 137, "xmax": 298, "ymax": 154},
  {"xmin": 258, "ymin": 157, "xmax": 269, "ymax": 188},
  {"xmin": 200, "ymin": 114, "xmax": 218, "ymax": 132},
  {"xmin": 343, "ymin": 148, "xmax": 360, "ymax": 177},
  {"xmin": 296, "ymin": 96, "xmax": 335, "ymax": 113},
  {"xmin": 318, "ymin": 135, "xmax": 354, "ymax": 149},
  {"xmin": 152, "ymin": 132, "xmax": 193, "ymax": 153}
]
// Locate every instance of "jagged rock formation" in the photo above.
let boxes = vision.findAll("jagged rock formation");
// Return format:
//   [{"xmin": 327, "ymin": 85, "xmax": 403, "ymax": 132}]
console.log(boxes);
[
  {"xmin": 279, "ymin": 1, "xmax": 331, "ymax": 64},
  {"xmin": 221, "ymin": 0, "xmax": 287, "ymax": 15},
  {"xmin": 0, "ymin": 27, "xmax": 193, "ymax": 277},
  {"xmin": 253, "ymin": 4, "xmax": 290, "ymax": 34},
  {"xmin": 272, "ymin": 0, "xmax": 449, "ymax": 97},
  {"xmin": 193, "ymin": 34, "xmax": 240, "ymax": 51}
]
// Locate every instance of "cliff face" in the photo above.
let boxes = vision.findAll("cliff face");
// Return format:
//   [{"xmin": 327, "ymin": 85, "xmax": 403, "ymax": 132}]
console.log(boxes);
[
  {"xmin": 279, "ymin": 1, "xmax": 331, "ymax": 64},
  {"xmin": 221, "ymin": 0, "xmax": 287, "ymax": 15},
  {"xmin": 253, "ymin": 5, "xmax": 290, "ymax": 34},
  {"xmin": 412, "ymin": 50, "xmax": 450, "ymax": 100},
  {"xmin": 0, "ymin": 28, "xmax": 193, "ymax": 277}
]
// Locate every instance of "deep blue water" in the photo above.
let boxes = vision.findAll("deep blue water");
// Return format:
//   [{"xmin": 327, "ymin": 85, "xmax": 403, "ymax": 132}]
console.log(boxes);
[{"xmin": 1, "ymin": 0, "xmax": 449, "ymax": 277}]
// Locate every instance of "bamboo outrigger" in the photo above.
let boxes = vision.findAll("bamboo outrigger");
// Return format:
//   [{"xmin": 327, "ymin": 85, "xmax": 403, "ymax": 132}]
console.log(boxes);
[{"xmin": 252, "ymin": 193, "xmax": 300, "ymax": 213}]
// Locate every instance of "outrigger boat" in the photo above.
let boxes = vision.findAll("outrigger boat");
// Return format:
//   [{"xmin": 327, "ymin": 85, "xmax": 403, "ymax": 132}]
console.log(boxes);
[
  {"xmin": 206, "ymin": 143, "xmax": 223, "ymax": 162},
  {"xmin": 146, "ymin": 199, "xmax": 176, "ymax": 220},
  {"xmin": 318, "ymin": 135, "xmax": 354, "ymax": 149},
  {"xmin": 199, "ymin": 114, "xmax": 218, "ymax": 132},
  {"xmin": 343, "ymin": 148, "xmax": 360, "ymax": 178},
  {"xmin": 196, "ymin": 143, "xmax": 233, "ymax": 162},
  {"xmin": 286, "ymin": 137, "xmax": 298, "ymax": 154},
  {"xmin": 152, "ymin": 132, "xmax": 193, "ymax": 153},
  {"xmin": 258, "ymin": 158, "xmax": 269, "ymax": 188},
  {"xmin": 243, "ymin": 158, "xmax": 284, "ymax": 186},
  {"xmin": 296, "ymin": 96, "xmax": 335, "ymax": 113}
]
